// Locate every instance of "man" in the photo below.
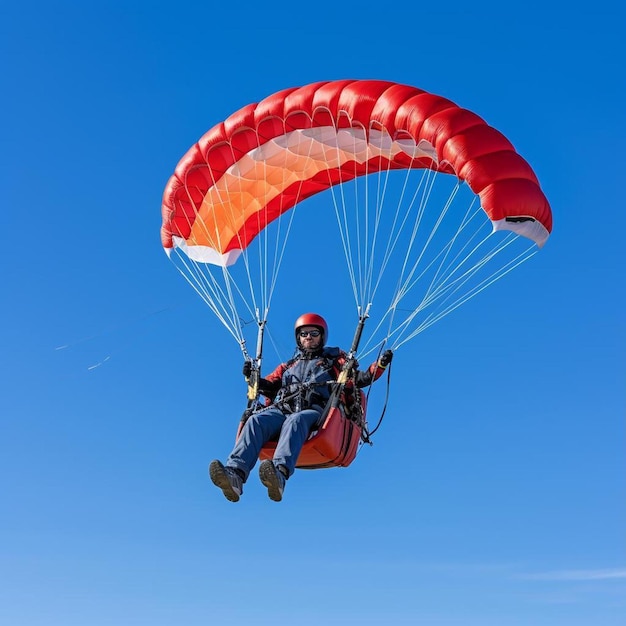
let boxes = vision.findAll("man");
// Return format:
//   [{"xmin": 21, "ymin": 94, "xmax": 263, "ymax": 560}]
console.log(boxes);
[{"xmin": 209, "ymin": 313, "xmax": 393, "ymax": 502}]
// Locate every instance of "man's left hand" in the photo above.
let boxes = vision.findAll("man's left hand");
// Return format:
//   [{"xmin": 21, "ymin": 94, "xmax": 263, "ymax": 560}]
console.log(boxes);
[{"xmin": 379, "ymin": 349, "xmax": 393, "ymax": 368}]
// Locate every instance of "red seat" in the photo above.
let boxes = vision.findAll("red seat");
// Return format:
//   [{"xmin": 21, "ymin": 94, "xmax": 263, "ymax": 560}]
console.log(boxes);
[{"xmin": 238, "ymin": 392, "xmax": 367, "ymax": 469}]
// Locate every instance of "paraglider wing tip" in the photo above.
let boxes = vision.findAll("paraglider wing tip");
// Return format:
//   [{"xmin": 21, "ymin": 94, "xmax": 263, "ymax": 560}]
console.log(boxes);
[
  {"xmin": 170, "ymin": 236, "xmax": 242, "ymax": 266},
  {"xmin": 493, "ymin": 217, "xmax": 550, "ymax": 248}
]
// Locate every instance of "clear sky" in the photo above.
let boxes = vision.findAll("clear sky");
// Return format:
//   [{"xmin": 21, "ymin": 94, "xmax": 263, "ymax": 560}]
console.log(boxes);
[{"xmin": 2, "ymin": 2, "xmax": 624, "ymax": 625}]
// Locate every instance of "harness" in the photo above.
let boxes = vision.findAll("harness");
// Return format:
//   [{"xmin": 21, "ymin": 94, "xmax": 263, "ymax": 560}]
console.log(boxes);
[
  {"xmin": 240, "ymin": 310, "xmax": 383, "ymax": 443},
  {"xmin": 270, "ymin": 350, "xmax": 336, "ymax": 412}
]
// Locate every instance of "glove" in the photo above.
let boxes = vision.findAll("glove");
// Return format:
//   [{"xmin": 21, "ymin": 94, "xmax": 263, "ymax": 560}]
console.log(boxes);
[
  {"xmin": 242, "ymin": 360, "xmax": 252, "ymax": 378},
  {"xmin": 378, "ymin": 349, "xmax": 393, "ymax": 368}
]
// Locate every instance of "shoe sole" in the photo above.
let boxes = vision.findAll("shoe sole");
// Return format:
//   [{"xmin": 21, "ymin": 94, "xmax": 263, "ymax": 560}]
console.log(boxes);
[
  {"xmin": 259, "ymin": 460, "xmax": 284, "ymax": 502},
  {"xmin": 209, "ymin": 460, "xmax": 240, "ymax": 502}
]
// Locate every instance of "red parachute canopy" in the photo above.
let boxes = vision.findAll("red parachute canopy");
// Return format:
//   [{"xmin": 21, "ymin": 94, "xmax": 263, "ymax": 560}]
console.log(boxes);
[{"xmin": 161, "ymin": 80, "xmax": 552, "ymax": 266}]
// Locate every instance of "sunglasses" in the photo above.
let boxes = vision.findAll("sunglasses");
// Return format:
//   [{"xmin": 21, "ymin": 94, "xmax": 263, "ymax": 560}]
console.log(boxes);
[{"xmin": 299, "ymin": 329, "xmax": 321, "ymax": 338}]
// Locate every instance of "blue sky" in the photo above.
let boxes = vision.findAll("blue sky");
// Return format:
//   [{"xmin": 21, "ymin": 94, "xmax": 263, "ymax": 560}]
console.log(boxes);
[{"xmin": 2, "ymin": 2, "xmax": 624, "ymax": 625}]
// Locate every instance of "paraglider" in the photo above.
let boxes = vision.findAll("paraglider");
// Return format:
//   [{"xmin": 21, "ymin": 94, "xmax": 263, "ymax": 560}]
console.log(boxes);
[
  {"xmin": 160, "ymin": 79, "xmax": 552, "ymax": 498},
  {"xmin": 210, "ymin": 312, "xmax": 392, "ymax": 502}
]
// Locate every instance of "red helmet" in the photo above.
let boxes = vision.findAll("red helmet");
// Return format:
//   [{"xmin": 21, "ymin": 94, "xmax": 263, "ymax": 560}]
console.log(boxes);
[{"xmin": 294, "ymin": 313, "xmax": 328, "ymax": 346}]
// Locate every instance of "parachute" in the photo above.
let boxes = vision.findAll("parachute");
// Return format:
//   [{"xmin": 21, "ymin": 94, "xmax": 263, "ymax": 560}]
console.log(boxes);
[
  {"xmin": 161, "ymin": 79, "xmax": 551, "ymax": 361},
  {"xmin": 161, "ymin": 79, "xmax": 552, "ymax": 468}
]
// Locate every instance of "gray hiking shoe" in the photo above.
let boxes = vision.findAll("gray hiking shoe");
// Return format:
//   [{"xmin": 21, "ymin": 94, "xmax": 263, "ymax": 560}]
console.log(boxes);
[
  {"xmin": 209, "ymin": 460, "xmax": 243, "ymax": 502},
  {"xmin": 259, "ymin": 460, "xmax": 286, "ymax": 502}
]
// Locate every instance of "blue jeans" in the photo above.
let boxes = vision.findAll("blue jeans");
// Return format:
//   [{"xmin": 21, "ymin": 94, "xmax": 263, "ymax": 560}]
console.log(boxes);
[{"xmin": 226, "ymin": 406, "xmax": 322, "ymax": 479}]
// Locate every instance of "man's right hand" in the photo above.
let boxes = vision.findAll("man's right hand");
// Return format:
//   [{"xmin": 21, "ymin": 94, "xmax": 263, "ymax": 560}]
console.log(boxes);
[{"xmin": 242, "ymin": 360, "xmax": 252, "ymax": 378}]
